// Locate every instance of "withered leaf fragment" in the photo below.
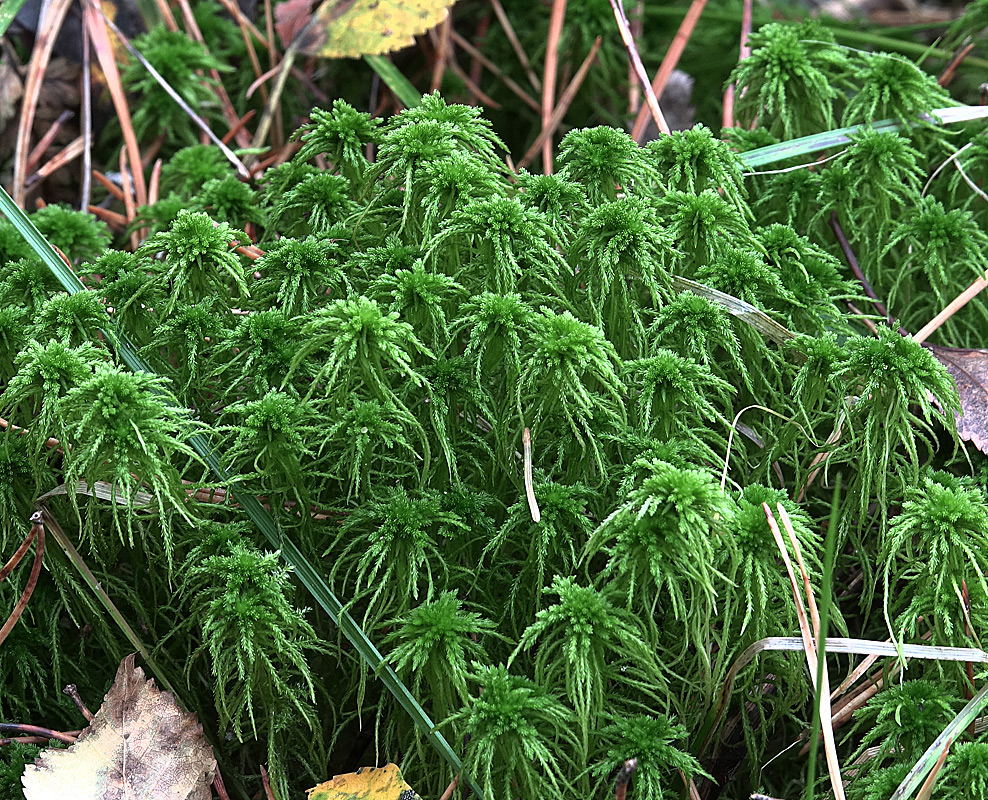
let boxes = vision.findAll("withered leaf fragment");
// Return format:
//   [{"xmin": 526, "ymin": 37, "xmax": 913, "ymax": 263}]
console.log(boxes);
[
  {"xmin": 22, "ymin": 654, "xmax": 215, "ymax": 800},
  {"xmin": 926, "ymin": 344, "xmax": 988, "ymax": 455}
]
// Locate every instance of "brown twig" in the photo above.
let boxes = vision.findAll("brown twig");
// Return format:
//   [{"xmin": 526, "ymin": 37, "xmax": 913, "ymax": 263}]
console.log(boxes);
[
  {"xmin": 0, "ymin": 512, "xmax": 46, "ymax": 649},
  {"xmin": 489, "ymin": 0, "xmax": 541, "ymax": 92},
  {"xmin": 91, "ymin": 169, "xmax": 126, "ymax": 202},
  {"xmin": 913, "ymin": 274, "xmax": 988, "ymax": 345},
  {"xmin": 260, "ymin": 764, "xmax": 277, "ymax": 800},
  {"xmin": 213, "ymin": 764, "xmax": 233, "ymax": 800},
  {"xmin": 119, "ymin": 149, "xmax": 140, "ymax": 251},
  {"xmin": 25, "ymin": 136, "xmax": 84, "ymax": 189},
  {"xmin": 451, "ymin": 31, "xmax": 540, "ymax": 113},
  {"xmin": 431, "ymin": 15, "xmax": 453, "ymax": 93},
  {"xmin": 13, "ymin": 0, "xmax": 74, "ymax": 206},
  {"xmin": 631, "ymin": 0, "xmax": 708, "ymax": 142},
  {"xmin": 88, "ymin": 205, "xmax": 130, "ymax": 229},
  {"xmin": 0, "ymin": 526, "xmax": 37, "ymax": 583},
  {"xmin": 722, "ymin": 0, "xmax": 752, "ymax": 130},
  {"xmin": 517, "ymin": 37, "xmax": 602, "ymax": 170},
  {"xmin": 829, "ymin": 211, "xmax": 908, "ymax": 336},
  {"xmin": 614, "ymin": 758, "xmax": 637, "ymax": 800},
  {"xmin": 438, "ymin": 774, "xmax": 460, "ymax": 800},
  {"xmin": 25, "ymin": 109, "xmax": 74, "ymax": 173},
  {"xmin": 0, "ymin": 723, "xmax": 76, "ymax": 745},
  {"xmin": 608, "ymin": 0, "xmax": 669, "ymax": 136},
  {"xmin": 467, "ymin": 14, "xmax": 491, "ymax": 100},
  {"xmin": 84, "ymin": 0, "xmax": 148, "ymax": 207},
  {"xmin": 939, "ymin": 42, "xmax": 975, "ymax": 87},
  {"xmin": 541, "ymin": 0, "xmax": 568, "ymax": 172},
  {"xmin": 63, "ymin": 684, "xmax": 95, "ymax": 722}
]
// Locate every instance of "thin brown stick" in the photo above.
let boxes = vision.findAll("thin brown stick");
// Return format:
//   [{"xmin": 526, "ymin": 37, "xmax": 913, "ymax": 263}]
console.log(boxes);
[
  {"xmin": 0, "ymin": 528, "xmax": 37, "ymax": 583},
  {"xmin": 608, "ymin": 0, "xmax": 669, "ymax": 136},
  {"xmin": 81, "ymin": 20, "xmax": 93, "ymax": 211},
  {"xmin": 451, "ymin": 31, "xmax": 540, "ymax": 112},
  {"xmin": 631, "ymin": 0, "xmax": 708, "ymax": 142},
  {"xmin": 25, "ymin": 109, "xmax": 74, "ymax": 173},
  {"xmin": 939, "ymin": 43, "xmax": 975, "ymax": 87},
  {"xmin": 829, "ymin": 211, "xmax": 909, "ymax": 335},
  {"xmin": 431, "ymin": 15, "xmax": 453, "ymax": 92},
  {"xmin": 84, "ymin": 0, "xmax": 148, "ymax": 208},
  {"xmin": 150, "ymin": 0, "xmax": 179, "ymax": 31},
  {"xmin": 913, "ymin": 274, "xmax": 988, "ymax": 345},
  {"xmin": 148, "ymin": 159, "xmax": 163, "ymax": 206},
  {"xmin": 722, "ymin": 0, "xmax": 752, "ymax": 129},
  {"xmin": 517, "ymin": 37, "xmax": 602, "ymax": 170},
  {"xmin": 91, "ymin": 170, "xmax": 126, "ymax": 202},
  {"xmin": 213, "ymin": 764, "xmax": 233, "ymax": 800},
  {"xmin": 467, "ymin": 14, "xmax": 490, "ymax": 99},
  {"xmin": 260, "ymin": 764, "xmax": 276, "ymax": 800},
  {"xmin": 119, "ymin": 149, "xmax": 139, "ymax": 251},
  {"xmin": 489, "ymin": 0, "xmax": 541, "ymax": 91},
  {"xmin": 13, "ymin": 0, "xmax": 74, "ymax": 206},
  {"xmin": 438, "ymin": 774, "xmax": 460, "ymax": 800},
  {"xmin": 174, "ymin": 0, "xmax": 254, "ymax": 148},
  {"xmin": 0, "ymin": 723, "xmax": 76, "ymax": 745},
  {"xmin": 26, "ymin": 136, "xmax": 84, "ymax": 188},
  {"xmin": 62, "ymin": 685, "xmax": 95, "ymax": 722},
  {"xmin": 222, "ymin": 110, "xmax": 257, "ymax": 145},
  {"xmin": 447, "ymin": 59, "xmax": 501, "ymax": 109},
  {"xmin": 541, "ymin": 0, "xmax": 568, "ymax": 173},
  {"xmin": 88, "ymin": 205, "xmax": 129, "ymax": 229},
  {"xmin": 0, "ymin": 512, "xmax": 45, "ymax": 649},
  {"xmin": 915, "ymin": 738, "xmax": 952, "ymax": 800}
]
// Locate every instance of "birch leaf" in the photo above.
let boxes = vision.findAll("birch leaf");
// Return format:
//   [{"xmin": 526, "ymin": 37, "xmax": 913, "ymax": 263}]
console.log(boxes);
[
  {"xmin": 22, "ymin": 654, "xmax": 215, "ymax": 800},
  {"xmin": 307, "ymin": 763, "xmax": 421, "ymax": 800}
]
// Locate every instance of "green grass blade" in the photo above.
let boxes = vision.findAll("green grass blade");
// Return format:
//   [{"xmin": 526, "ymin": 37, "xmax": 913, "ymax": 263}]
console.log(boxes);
[
  {"xmin": 0, "ymin": 0, "xmax": 29, "ymax": 37},
  {"xmin": 891, "ymin": 680, "xmax": 988, "ymax": 800},
  {"xmin": 0, "ymin": 182, "xmax": 480, "ymax": 797},
  {"xmin": 740, "ymin": 106, "xmax": 988, "ymax": 168},
  {"xmin": 364, "ymin": 55, "xmax": 422, "ymax": 109}
]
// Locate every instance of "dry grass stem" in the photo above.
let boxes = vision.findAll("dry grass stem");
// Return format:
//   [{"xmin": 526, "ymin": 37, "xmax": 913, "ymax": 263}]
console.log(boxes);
[
  {"xmin": 541, "ymin": 0, "xmax": 567, "ymax": 172},
  {"xmin": 13, "ymin": 0, "xmax": 74, "ymax": 206},
  {"xmin": 608, "ymin": 0, "xmax": 669, "ymax": 135},
  {"xmin": 913, "ymin": 275, "xmax": 988, "ymax": 345},
  {"xmin": 451, "ymin": 31, "xmax": 540, "ymax": 112},
  {"xmin": 631, "ymin": 0, "xmax": 708, "ymax": 142},
  {"xmin": 517, "ymin": 36, "xmax": 601, "ymax": 170},
  {"xmin": 489, "ymin": 0, "xmax": 541, "ymax": 91}
]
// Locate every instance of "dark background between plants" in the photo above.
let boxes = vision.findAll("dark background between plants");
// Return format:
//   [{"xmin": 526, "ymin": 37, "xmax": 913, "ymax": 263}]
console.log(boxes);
[{"xmin": 4, "ymin": 1, "xmax": 988, "ymax": 799}]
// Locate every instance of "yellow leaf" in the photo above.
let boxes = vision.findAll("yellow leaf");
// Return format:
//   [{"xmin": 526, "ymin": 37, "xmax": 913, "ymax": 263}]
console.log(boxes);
[
  {"xmin": 306, "ymin": 763, "xmax": 422, "ymax": 800},
  {"xmin": 298, "ymin": 0, "xmax": 459, "ymax": 59}
]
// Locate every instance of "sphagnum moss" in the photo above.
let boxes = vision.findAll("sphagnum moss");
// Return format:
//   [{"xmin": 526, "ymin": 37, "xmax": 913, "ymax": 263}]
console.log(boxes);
[{"xmin": 6, "ymin": 35, "xmax": 988, "ymax": 797}]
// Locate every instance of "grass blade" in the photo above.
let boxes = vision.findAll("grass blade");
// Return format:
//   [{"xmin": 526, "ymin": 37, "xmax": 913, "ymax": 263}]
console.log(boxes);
[
  {"xmin": 739, "ymin": 106, "xmax": 988, "ymax": 168},
  {"xmin": 0, "ymin": 0, "xmax": 29, "ymax": 37},
  {"xmin": 364, "ymin": 54, "xmax": 422, "ymax": 109}
]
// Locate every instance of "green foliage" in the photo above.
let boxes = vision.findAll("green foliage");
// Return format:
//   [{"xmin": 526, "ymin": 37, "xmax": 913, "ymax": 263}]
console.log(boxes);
[
  {"xmin": 592, "ymin": 714, "xmax": 707, "ymax": 800},
  {"xmin": 450, "ymin": 664, "xmax": 578, "ymax": 800},
  {"xmin": 137, "ymin": 210, "xmax": 249, "ymax": 316},
  {"xmin": 7, "ymin": 58, "xmax": 988, "ymax": 798},
  {"xmin": 124, "ymin": 28, "xmax": 228, "ymax": 147},
  {"xmin": 729, "ymin": 22, "xmax": 851, "ymax": 138},
  {"xmin": 30, "ymin": 205, "xmax": 110, "ymax": 264}
]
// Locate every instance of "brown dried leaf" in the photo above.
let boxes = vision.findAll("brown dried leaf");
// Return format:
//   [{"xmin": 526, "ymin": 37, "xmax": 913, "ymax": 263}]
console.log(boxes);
[
  {"xmin": 926, "ymin": 344, "xmax": 988, "ymax": 455},
  {"xmin": 22, "ymin": 654, "xmax": 215, "ymax": 800},
  {"xmin": 274, "ymin": 0, "xmax": 315, "ymax": 48}
]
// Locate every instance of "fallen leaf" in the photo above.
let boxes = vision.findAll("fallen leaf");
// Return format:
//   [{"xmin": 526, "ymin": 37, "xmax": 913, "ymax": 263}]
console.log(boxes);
[
  {"xmin": 297, "ymin": 0, "xmax": 459, "ymax": 59},
  {"xmin": 22, "ymin": 654, "xmax": 215, "ymax": 800},
  {"xmin": 274, "ymin": 0, "xmax": 315, "ymax": 49},
  {"xmin": 926, "ymin": 344, "xmax": 988, "ymax": 455},
  {"xmin": 307, "ymin": 763, "xmax": 421, "ymax": 800}
]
